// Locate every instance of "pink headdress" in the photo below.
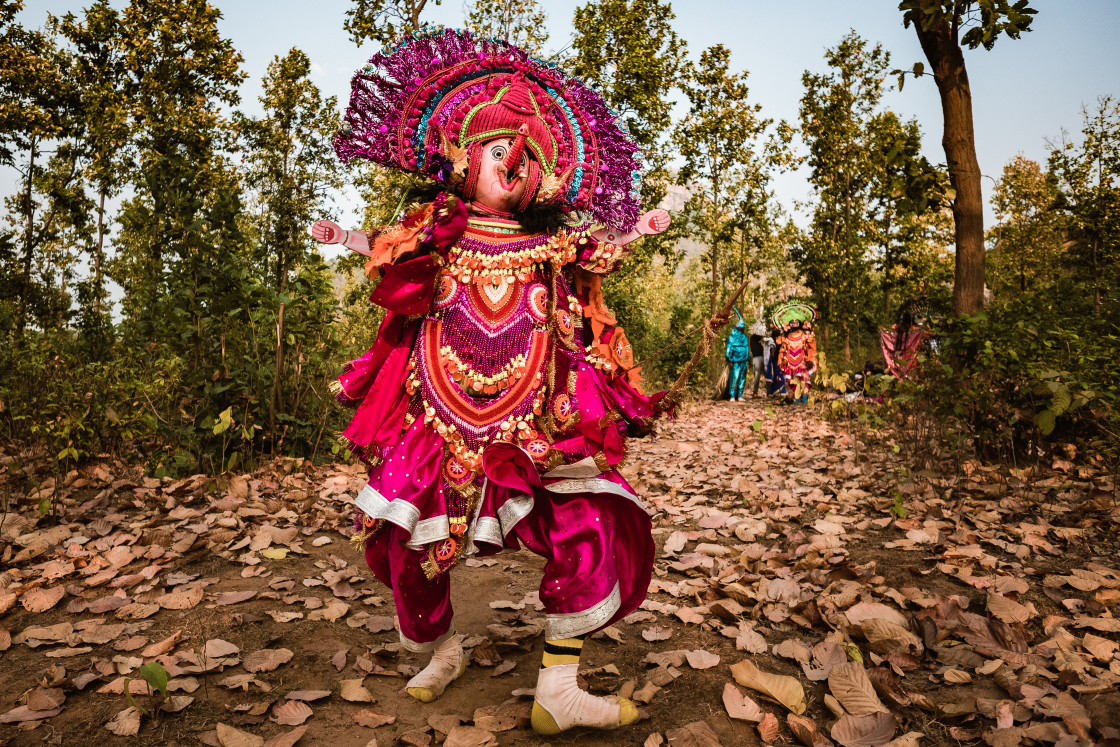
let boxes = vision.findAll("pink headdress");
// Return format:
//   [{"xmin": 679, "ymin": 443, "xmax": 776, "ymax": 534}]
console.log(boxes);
[{"xmin": 334, "ymin": 26, "xmax": 642, "ymax": 231}]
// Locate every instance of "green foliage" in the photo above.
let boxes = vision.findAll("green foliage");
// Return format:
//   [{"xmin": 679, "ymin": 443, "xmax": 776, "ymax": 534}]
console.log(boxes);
[
  {"xmin": 899, "ymin": 0, "xmax": 1036, "ymax": 52},
  {"xmin": 987, "ymin": 155, "xmax": 1064, "ymax": 294},
  {"xmin": 344, "ymin": 0, "xmax": 441, "ymax": 45},
  {"xmin": 137, "ymin": 662, "xmax": 170, "ymax": 697},
  {"xmin": 673, "ymin": 44, "xmax": 791, "ymax": 319},
  {"xmin": 123, "ymin": 660, "xmax": 168, "ymax": 716},
  {"xmin": 466, "ymin": 0, "xmax": 547, "ymax": 55},
  {"xmin": 0, "ymin": 2, "xmax": 364, "ymax": 476},
  {"xmin": 570, "ymin": 0, "xmax": 685, "ymax": 206},
  {"xmin": 888, "ymin": 490, "xmax": 908, "ymax": 519},
  {"xmin": 911, "ymin": 301, "xmax": 1119, "ymax": 461},
  {"xmin": 1047, "ymin": 97, "xmax": 1120, "ymax": 316}
]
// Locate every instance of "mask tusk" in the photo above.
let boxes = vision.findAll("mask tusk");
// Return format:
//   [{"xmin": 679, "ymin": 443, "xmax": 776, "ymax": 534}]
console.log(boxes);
[{"xmin": 503, "ymin": 124, "xmax": 529, "ymax": 177}]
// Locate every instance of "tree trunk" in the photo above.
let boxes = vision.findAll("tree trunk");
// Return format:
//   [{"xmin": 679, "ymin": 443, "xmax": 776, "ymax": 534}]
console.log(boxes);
[
  {"xmin": 409, "ymin": 0, "xmax": 427, "ymax": 30},
  {"xmin": 842, "ymin": 318, "xmax": 851, "ymax": 365},
  {"xmin": 1092, "ymin": 234, "xmax": 1101, "ymax": 316},
  {"xmin": 883, "ymin": 213, "xmax": 893, "ymax": 321},
  {"xmin": 94, "ymin": 188, "xmax": 106, "ymax": 318},
  {"xmin": 912, "ymin": 2, "xmax": 986, "ymax": 315},
  {"xmin": 14, "ymin": 140, "xmax": 38, "ymax": 346},
  {"xmin": 711, "ymin": 237, "xmax": 718, "ymax": 317},
  {"xmin": 270, "ymin": 302, "xmax": 285, "ymax": 432}
]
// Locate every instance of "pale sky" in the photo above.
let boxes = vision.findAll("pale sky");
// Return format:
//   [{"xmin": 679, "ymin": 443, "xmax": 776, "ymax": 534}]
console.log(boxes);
[{"xmin": 9, "ymin": 0, "xmax": 1120, "ymax": 230}]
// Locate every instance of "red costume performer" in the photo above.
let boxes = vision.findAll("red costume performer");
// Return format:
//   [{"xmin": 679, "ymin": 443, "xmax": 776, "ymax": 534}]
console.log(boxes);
[{"xmin": 313, "ymin": 27, "xmax": 672, "ymax": 733}]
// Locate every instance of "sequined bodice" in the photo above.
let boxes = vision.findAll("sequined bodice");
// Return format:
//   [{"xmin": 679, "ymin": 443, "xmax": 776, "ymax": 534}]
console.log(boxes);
[{"xmin": 410, "ymin": 218, "xmax": 568, "ymax": 457}]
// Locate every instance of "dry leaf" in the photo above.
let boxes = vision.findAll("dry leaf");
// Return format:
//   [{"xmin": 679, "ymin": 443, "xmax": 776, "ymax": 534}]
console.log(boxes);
[
  {"xmin": 21, "ymin": 585, "xmax": 66, "ymax": 613},
  {"xmin": 685, "ymin": 649, "xmax": 720, "ymax": 670},
  {"xmin": 1, "ymin": 705, "xmax": 63, "ymax": 723},
  {"xmin": 27, "ymin": 687, "xmax": 65, "ymax": 711},
  {"xmin": 243, "ymin": 648, "xmax": 294, "ymax": 673},
  {"xmin": 830, "ymin": 712, "xmax": 897, "ymax": 747},
  {"xmin": 787, "ymin": 714, "xmax": 835, "ymax": 747},
  {"xmin": 676, "ymin": 607, "xmax": 706, "ymax": 625},
  {"xmin": 205, "ymin": 638, "xmax": 242, "ymax": 658},
  {"xmin": 340, "ymin": 678, "xmax": 374, "ymax": 702},
  {"xmin": 664, "ymin": 720, "xmax": 724, "ymax": 746},
  {"xmin": 845, "ymin": 603, "xmax": 908, "ymax": 629},
  {"xmin": 271, "ymin": 699, "xmax": 313, "ymax": 726},
  {"xmin": 104, "ymin": 706, "xmax": 141, "ymax": 736},
  {"xmin": 723, "ymin": 682, "xmax": 764, "ymax": 722},
  {"xmin": 262, "ymin": 726, "xmax": 308, "ymax": 747},
  {"xmin": 217, "ymin": 590, "xmax": 258, "ymax": 605},
  {"xmin": 156, "ymin": 584, "xmax": 204, "ymax": 610},
  {"xmin": 354, "ymin": 709, "xmax": 396, "ymax": 728},
  {"xmin": 217, "ymin": 721, "xmax": 265, "ymax": 747},
  {"xmin": 472, "ymin": 701, "xmax": 524, "ymax": 732},
  {"xmin": 160, "ymin": 695, "xmax": 195, "ymax": 713},
  {"xmin": 730, "ymin": 658, "xmax": 807, "ymax": 714},
  {"xmin": 986, "ymin": 592, "xmax": 1032, "ymax": 624},
  {"xmin": 828, "ymin": 662, "xmax": 889, "ymax": 716},
  {"xmin": 802, "ymin": 640, "xmax": 846, "ymax": 681},
  {"xmin": 758, "ymin": 712, "xmax": 780, "ymax": 743},
  {"xmin": 943, "ymin": 668, "xmax": 972, "ymax": 684},
  {"xmin": 286, "ymin": 690, "xmax": 331, "ymax": 701},
  {"xmin": 859, "ymin": 618, "xmax": 923, "ymax": 656},
  {"xmin": 443, "ymin": 725, "xmax": 498, "ymax": 747}
]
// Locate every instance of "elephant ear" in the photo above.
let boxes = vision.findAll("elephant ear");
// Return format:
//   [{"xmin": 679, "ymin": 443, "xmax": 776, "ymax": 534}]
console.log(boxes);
[
  {"xmin": 437, "ymin": 124, "xmax": 470, "ymax": 185},
  {"xmin": 536, "ymin": 165, "xmax": 576, "ymax": 204}
]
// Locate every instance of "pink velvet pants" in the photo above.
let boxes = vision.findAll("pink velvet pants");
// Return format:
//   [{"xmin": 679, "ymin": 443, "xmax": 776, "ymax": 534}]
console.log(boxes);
[{"xmin": 364, "ymin": 491, "xmax": 641, "ymax": 652}]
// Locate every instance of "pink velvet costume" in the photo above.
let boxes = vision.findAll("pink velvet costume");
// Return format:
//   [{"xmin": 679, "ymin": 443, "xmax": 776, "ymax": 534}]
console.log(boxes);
[{"xmin": 330, "ymin": 27, "xmax": 669, "ymax": 653}]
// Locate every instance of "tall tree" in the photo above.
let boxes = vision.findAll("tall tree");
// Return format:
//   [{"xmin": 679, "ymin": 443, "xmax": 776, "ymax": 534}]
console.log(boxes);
[
  {"xmin": 988, "ymin": 155, "xmax": 1063, "ymax": 295},
  {"xmin": 466, "ymin": 0, "xmax": 547, "ymax": 55},
  {"xmin": 238, "ymin": 47, "xmax": 343, "ymax": 426},
  {"xmin": 673, "ymin": 44, "xmax": 787, "ymax": 317},
  {"xmin": 569, "ymin": 0, "xmax": 685, "ymax": 183},
  {"xmin": 866, "ymin": 110, "xmax": 947, "ymax": 318},
  {"xmin": 344, "ymin": 0, "xmax": 439, "ymax": 45},
  {"xmin": 1048, "ymin": 97, "xmax": 1120, "ymax": 317},
  {"xmin": 0, "ymin": 0, "xmax": 66, "ymax": 343},
  {"xmin": 898, "ymin": 0, "xmax": 1037, "ymax": 315},
  {"xmin": 798, "ymin": 32, "xmax": 889, "ymax": 361},
  {"xmin": 111, "ymin": 0, "xmax": 246, "ymax": 341},
  {"xmin": 52, "ymin": 1, "xmax": 131, "ymax": 321}
]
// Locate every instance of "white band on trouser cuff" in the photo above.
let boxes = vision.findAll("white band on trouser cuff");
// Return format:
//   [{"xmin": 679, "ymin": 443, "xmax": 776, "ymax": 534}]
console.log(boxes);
[
  {"xmin": 399, "ymin": 620, "xmax": 455, "ymax": 653},
  {"xmin": 544, "ymin": 582, "xmax": 621, "ymax": 639}
]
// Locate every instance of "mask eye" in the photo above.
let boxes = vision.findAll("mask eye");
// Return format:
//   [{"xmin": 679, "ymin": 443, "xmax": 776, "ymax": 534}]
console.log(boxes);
[{"xmin": 490, "ymin": 144, "xmax": 507, "ymax": 161}]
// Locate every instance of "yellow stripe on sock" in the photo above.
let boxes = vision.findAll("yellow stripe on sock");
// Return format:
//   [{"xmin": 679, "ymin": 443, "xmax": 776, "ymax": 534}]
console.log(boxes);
[{"xmin": 541, "ymin": 637, "xmax": 584, "ymax": 668}]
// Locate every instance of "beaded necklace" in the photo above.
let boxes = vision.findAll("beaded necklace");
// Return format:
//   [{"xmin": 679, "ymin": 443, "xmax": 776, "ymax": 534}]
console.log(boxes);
[{"xmin": 441, "ymin": 217, "xmax": 585, "ymax": 284}]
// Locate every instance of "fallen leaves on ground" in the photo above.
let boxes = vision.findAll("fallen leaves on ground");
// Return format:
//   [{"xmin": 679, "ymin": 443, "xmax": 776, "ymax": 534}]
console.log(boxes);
[{"xmin": 0, "ymin": 401, "xmax": 1117, "ymax": 744}]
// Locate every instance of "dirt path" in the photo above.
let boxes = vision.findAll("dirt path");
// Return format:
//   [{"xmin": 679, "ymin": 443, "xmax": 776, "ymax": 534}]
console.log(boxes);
[{"xmin": 1, "ymin": 401, "xmax": 1118, "ymax": 746}]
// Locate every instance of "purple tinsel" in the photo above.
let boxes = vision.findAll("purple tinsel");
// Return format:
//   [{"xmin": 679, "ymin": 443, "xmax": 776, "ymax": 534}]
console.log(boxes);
[{"xmin": 334, "ymin": 27, "xmax": 641, "ymax": 231}]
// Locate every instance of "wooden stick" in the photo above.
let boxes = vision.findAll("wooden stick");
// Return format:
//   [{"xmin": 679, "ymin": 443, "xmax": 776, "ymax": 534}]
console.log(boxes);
[{"xmin": 662, "ymin": 277, "xmax": 753, "ymax": 404}]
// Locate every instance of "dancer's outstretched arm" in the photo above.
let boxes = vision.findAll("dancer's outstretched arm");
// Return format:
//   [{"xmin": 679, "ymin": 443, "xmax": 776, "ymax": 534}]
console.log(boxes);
[
  {"xmin": 590, "ymin": 209, "xmax": 670, "ymax": 246},
  {"xmin": 311, "ymin": 219, "xmax": 371, "ymax": 257}
]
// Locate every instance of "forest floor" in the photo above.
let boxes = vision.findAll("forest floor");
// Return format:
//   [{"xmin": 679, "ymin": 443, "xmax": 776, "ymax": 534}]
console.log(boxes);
[{"xmin": 1, "ymin": 400, "xmax": 1119, "ymax": 747}]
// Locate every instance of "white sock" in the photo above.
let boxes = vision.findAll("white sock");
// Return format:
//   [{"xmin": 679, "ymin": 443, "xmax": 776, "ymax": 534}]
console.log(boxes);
[
  {"xmin": 405, "ymin": 633, "xmax": 465, "ymax": 703},
  {"xmin": 532, "ymin": 662, "xmax": 637, "ymax": 733}
]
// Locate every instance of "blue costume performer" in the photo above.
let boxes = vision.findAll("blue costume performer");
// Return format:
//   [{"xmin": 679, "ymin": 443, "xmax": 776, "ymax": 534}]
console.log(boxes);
[{"xmin": 726, "ymin": 310, "xmax": 752, "ymax": 401}]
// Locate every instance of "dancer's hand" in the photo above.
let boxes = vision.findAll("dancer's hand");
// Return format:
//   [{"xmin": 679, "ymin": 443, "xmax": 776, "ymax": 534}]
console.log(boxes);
[
  {"xmin": 311, "ymin": 219, "xmax": 342, "ymax": 244},
  {"xmin": 590, "ymin": 209, "xmax": 671, "ymax": 247},
  {"xmin": 636, "ymin": 209, "xmax": 670, "ymax": 236}
]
